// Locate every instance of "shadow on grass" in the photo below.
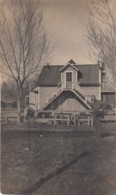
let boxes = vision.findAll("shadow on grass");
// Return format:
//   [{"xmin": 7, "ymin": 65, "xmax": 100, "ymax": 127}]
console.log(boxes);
[
  {"xmin": 20, "ymin": 151, "xmax": 90, "ymax": 195},
  {"xmin": 101, "ymin": 133, "xmax": 116, "ymax": 138}
]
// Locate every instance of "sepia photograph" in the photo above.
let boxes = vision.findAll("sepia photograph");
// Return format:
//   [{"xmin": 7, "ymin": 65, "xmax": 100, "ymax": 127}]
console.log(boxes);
[{"xmin": 0, "ymin": 0, "xmax": 116, "ymax": 194}]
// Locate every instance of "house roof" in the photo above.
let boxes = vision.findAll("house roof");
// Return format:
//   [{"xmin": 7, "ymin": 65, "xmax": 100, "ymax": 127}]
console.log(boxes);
[
  {"xmin": 36, "ymin": 63, "xmax": 100, "ymax": 87},
  {"xmin": 77, "ymin": 64, "xmax": 99, "ymax": 85},
  {"xmin": 36, "ymin": 65, "xmax": 63, "ymax": 86}
]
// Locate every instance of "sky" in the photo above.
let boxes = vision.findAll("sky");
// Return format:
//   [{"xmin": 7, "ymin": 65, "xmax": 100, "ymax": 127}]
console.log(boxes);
[
  {"xmin": 0, "ymin": 0, "xmax": 92, "ymax": 83},
  {"xmin": 41, "ymin": 0, "xmax": 92, "ymax": 65}
]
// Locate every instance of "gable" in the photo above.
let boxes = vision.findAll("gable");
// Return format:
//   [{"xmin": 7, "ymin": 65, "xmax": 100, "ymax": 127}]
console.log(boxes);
[{"xmin": 60, "ymin": 63, "xmax": 79, "ymax": 72}]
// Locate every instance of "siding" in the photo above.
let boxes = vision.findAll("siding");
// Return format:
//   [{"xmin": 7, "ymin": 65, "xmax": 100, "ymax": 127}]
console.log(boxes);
[
  {"xmin": 29, "ymin": 91, "xmax": 36, "ymax": 104},
  {"xmin": 80, "ymin": 86, "xmax": 100, "ymax": 101},
  {"xmin": 59, "ymin": 98, "xmax": 86, "ymax": 112},
  {"xmin": 29, "ymin": 91, "xmax": 38, "ymax": 107},
  {"xmin": 39, "ymin": 86, "xmax": 61, "ymax": 109}
]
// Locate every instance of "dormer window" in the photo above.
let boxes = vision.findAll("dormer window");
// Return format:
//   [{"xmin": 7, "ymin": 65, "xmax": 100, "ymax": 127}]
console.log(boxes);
[{"xmin": 66, "ymin": 72, "xmax": 72, "ymax": 82}]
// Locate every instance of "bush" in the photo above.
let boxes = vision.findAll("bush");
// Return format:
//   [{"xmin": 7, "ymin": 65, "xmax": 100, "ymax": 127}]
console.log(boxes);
[
  {"xmin": 1, "ymin": 101, "xmax": 6, "ymax": 108},
  {"xmin": 12, "ymin": 101, "xmax": 17, "ymax": 108}
]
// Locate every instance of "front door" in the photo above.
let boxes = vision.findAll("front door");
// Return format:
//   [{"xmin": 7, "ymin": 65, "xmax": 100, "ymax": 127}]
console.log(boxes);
[{"xmin": 66, "ymin": 72, "xmax": 73, "ymax": 89}]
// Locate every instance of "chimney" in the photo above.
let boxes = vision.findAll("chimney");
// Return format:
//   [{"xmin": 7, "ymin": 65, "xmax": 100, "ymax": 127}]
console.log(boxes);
[
  {"xmin": 98, "ymin": 60, "xmax": 105, "ymax": 70},
  {"xmin": 47, "ymin": 62, "xmax": 50, "ymax": 69}
]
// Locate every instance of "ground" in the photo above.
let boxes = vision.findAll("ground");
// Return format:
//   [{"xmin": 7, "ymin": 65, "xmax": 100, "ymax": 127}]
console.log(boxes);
[{"xmin": 1, "ymin": 123, "xmax": 116, "ymax": 195}]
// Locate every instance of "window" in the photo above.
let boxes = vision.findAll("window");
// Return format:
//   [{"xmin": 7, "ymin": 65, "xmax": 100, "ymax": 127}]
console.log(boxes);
[{"xmin": 66, "ymin": 72, "xmax": 72, "ymax": 82}]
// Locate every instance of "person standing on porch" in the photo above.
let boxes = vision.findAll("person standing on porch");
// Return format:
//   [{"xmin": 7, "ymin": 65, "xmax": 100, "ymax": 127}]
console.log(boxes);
[{"xmin": 91, "ymin": 95, "xmax": 106, "ymax": 138}]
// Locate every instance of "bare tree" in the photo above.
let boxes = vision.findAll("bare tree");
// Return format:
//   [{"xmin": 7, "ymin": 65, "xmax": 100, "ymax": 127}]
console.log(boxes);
[
  {"xmin": 0, "ymin": 0, "xmax": 51, "ymax": 122},
  {"xmin": 87, "ymin": 0, "xmax": 116, "ymax": 88}
]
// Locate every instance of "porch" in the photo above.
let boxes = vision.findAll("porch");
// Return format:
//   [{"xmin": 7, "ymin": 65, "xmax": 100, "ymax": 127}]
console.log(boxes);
[{"xmin": 101, "ymin": 83, "xmax": 115, "ymax": 92}]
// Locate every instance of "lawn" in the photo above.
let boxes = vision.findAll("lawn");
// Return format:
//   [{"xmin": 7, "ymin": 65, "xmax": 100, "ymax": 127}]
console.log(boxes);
[{"xmin": 1, "ymin": 123, "xmax": 116, "ymax": 195}]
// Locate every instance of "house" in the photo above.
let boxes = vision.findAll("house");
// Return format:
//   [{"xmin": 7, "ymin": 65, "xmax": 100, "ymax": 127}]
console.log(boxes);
[{"xmin": 28, "ymin": 59, "xmax": 115, "ymax": 112}]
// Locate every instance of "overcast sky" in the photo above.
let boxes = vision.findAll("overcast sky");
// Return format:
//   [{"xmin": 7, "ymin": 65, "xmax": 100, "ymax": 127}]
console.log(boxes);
[{"xmin": 41, "ymin": 0, "xmax": 92, "ymax": 65}]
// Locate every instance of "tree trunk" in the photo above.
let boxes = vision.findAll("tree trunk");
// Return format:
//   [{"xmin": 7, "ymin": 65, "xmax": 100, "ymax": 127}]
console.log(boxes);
[
  {"xmin": 17, "ymin": 87, "xmax": 22, "ymax": 123},
  {"xmin": 114, "ymin": 85, "xmax": 116, "ymax": 115}
]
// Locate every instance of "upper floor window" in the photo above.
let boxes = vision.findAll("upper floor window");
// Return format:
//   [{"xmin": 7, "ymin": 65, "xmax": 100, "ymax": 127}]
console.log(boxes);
[{"xmin": 66, "ymin": 72, "xmax": 72, "ymax": 82}]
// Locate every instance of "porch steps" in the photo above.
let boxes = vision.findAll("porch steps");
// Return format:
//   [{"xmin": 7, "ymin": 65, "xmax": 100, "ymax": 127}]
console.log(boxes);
[
  {"xmin": 41, "ymin": 88, "xmax": 91, "ymax": 111},
  {"xmin": 42, "ymin": 90, "xmax": 63, "ymax": 110},
  {"xmin": 72, "ymin": 89, "xmax": 91, "ymax": 110}
]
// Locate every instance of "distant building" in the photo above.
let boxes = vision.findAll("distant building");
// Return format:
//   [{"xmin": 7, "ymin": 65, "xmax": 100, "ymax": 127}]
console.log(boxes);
[
  {"xmin": 0, "ymin": 99, "xmax": 17, "ymax": 108},
  {"xmin": 1, "ymin": 88, "xmax": 28, "ymax": 108},
  {"xmin": 29, "ymin": 59, "xmax": 115, "ymax": 112}
]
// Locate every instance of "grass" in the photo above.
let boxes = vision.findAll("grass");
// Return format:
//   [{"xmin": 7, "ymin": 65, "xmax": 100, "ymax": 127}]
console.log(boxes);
[{"xmin": 1, "ymin": 123, "xmax": 116, "ymax": 195}]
